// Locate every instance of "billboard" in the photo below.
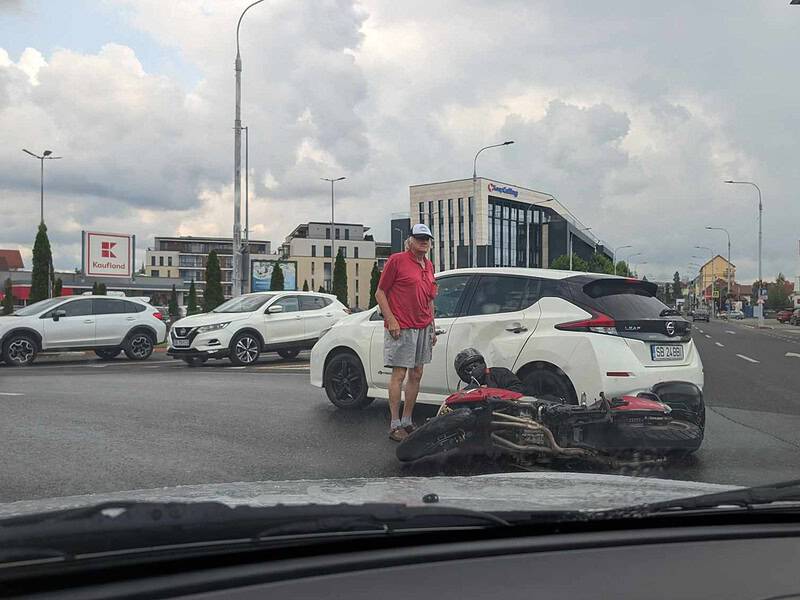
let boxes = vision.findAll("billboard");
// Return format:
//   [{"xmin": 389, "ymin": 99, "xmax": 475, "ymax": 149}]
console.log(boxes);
[
  {"xmin": 83, "ymin": 231, "xmax": 134, "ymax": 278},
  {"xmin": 251, "ymin": 260, "xmax": 297, "ymax": 292}
]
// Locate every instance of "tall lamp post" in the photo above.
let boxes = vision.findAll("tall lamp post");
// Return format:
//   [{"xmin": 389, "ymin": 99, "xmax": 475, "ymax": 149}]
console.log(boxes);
[
  {"xmin": 622, "ymin": 251, "xmax": 641, "ymax": 276},
  {"xmin": 233, "ymin": 0, "xmax": 266, "ymax": 297},
  {"xmin": 725, "ymin": 180, "xmax": 763, "ymax": 325},
  {"xmin": 22, "ymin": 149, "xmax": 62, "ymax": 224},
  {"xmin": 706, "ymin": 226, "xmax": 732, "ymax": 303},
  {"xmin": 472, "ymin": 140, "xmax": 514, "ymax": 267},
  {"xmin": 613, "ymin": 245, "xmax": 632, "ymax": 275},
  {"xmin": 322, "ymin": 176, "xmax": 346, "ymax": 291}
]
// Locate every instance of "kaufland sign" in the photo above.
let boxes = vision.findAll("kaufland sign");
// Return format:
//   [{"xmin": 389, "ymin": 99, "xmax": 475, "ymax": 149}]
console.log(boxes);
[{"xmin": 83, "ymin": 231, "xmax": 133, "ymax": 278}]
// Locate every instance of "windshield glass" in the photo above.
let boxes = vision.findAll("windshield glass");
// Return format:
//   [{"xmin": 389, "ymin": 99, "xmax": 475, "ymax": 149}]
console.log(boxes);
[
  {"xmin": 2, "ymin": 0, "xmax": 800, "ymax": 566},
  {"xmin": 212, "ymin": 294, "xmax": 274, "ymax": 313},
  {"xmin": 11, "ymin": 297, "xmax": 65, "ymax": 316}
]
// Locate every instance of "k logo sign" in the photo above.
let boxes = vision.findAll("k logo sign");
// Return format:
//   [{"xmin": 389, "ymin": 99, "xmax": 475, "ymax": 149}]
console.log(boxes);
[{"xmin": 84, "ymin": 232, "xmax": 132, "ymax": 278}]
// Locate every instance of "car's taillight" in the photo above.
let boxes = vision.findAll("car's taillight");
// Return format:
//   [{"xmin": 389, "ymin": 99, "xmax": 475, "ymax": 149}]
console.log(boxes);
[
  {"xmin": 153, "ymin": 312, "xmax": 163, "ymax": 320},
  {"xmin": 556, "ymin": 312, "xmax": 618, "ymax": 335}
]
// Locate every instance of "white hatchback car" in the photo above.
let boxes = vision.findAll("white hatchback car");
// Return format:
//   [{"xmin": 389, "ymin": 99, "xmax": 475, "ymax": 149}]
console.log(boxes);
[
  {"xmin": 310, "ymin": 267, "xmax": 704, "ymax": 408},
  {"xmin": 0, "ymin": 295, "xmax": 167, "ymax": 366},
  {"xmin": 167, "ymin": 291, "xmax": 350, "ymax": 366}
]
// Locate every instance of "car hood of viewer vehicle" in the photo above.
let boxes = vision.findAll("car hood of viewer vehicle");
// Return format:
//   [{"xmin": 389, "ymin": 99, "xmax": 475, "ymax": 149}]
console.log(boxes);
[
  {"xmin": 170, "ymin": 312, "xmax": 253, "ymax": 329},
  {"xmin": 0, "ymin": 473, "xmax": 737, "ymax": 519}
]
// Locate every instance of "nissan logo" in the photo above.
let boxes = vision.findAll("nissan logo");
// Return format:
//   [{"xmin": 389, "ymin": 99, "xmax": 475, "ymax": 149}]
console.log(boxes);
[{"xmin": 665, "ymin": 321, "xmax": 675, "ymax": 336}]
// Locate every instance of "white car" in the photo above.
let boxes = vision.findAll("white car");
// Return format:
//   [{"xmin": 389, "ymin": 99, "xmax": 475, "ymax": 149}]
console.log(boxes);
[
  {"xmin": 167, "ymin": 291, "xmax": 350, "ymax": 366},
  {"xmin": 0, "ymin": 295, "xmax": 167, "ymax": 366},
  {"xmin": 310, "ymin": 267, "xmax": 704, "ymax": 408}
]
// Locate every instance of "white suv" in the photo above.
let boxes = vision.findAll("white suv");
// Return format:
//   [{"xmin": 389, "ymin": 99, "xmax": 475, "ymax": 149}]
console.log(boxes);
[
  {"xmin": 310, "ymin": 267, "xmax": 704, "ymax": 408},
  {"xmin": 0, "ymin": 296, "xmax": 167, "ymax": 366},
  {"xmin": 167, "ymin": 291, "xmax": 350, "ymax": 366}
]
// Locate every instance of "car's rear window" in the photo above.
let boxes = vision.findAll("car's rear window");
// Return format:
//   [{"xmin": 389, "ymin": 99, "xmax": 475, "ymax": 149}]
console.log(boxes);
[{"xmin": 576, "ymin": 279, "xmax": 668, "ymax": 320}]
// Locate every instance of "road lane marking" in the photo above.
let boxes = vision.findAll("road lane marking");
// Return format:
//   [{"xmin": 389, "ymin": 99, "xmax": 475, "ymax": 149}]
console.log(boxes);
[
  {"xmin": 715, "ymin": 342, "xmax": 724, "ymax": 347},
  {"xmin": 736, "ymin": 354, "xmax": 759, "ymax": 363},
  {"xmin": 786, "ymin": 352, "xmax": 800, "ymax": 359},
  {"xmin": 726, "ymin": 330, "xmax": 736, "ymax": 334},
  {"xmin": 0, "ymin": 392, "xmax": 24, "ymax": 396},
  {"xmin": 704, "ymin": 334, "xmax": 711, "ymax": 338}
]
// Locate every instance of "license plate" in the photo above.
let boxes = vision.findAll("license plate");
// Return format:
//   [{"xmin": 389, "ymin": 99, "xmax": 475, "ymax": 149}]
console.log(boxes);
[
  {"xmin": 173, "ymin": 339, "xmax": 190, "ymax": 348},
  {"xmin": 651, "ymin": 344, "xmax": 684, "ymax": 361}
]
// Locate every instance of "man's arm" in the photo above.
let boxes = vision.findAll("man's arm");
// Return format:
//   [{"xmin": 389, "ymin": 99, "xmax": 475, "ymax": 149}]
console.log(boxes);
[{"xmin": 375, "ymin": 288, "xmax": 400, "ymax": 339}]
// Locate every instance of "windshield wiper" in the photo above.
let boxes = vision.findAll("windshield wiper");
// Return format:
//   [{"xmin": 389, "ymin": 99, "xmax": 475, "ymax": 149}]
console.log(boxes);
[{"xmin": 0, "ymin": 501, "xmax": 509, "ymax": 564}]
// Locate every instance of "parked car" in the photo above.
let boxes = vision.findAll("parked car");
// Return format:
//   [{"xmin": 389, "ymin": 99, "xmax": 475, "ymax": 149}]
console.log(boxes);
[
  {"xmin": 167, "ymin": 291, "xmax": 350, "ymax": 366},
  {"xmin": 0, "ymin": 296, "xmax": 166, "ymax": 366},
  {"xmin": 692, "ymin": 308, "xmax": 710, "ymax": 322},
  {"xmin": 790, "ymin": 309, "xmax": 800, "ymax": 326},
  {"xmin": 727, "ymin": 310, "xmax": 744, "ymax": 320},
  {"xmin": 777, "ymin": 309, "xmax": 794, "ymax": 323},
  {"xmin": 310, "ymin": 268, "xmax": 704, "ymax": 409}
]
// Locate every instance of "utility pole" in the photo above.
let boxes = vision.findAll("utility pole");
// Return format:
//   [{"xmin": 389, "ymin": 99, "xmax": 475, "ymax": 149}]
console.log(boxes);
[{"xmin": 322, "ymin": 177, "xmax": 346, "ymax": 291}]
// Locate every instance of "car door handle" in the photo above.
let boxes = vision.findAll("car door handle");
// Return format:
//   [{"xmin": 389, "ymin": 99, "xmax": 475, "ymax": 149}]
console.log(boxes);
[
  {"xmin": 325, "ymin": 313, "xmax": 333, "ymax": 317},
  {"xmin": 83, "ymin": 319, "xmax": 95, "ymax": 324},
  {"xmin": 505, "ymin": 324, "xmax": 528, "ymax": 333},
  {"xmin": 435, "ymin": 328, "xmax": 447, "ymax": 335},
  {"xmin": 126, "ymin": 317, "xmax": 136, "ymax": 321}
]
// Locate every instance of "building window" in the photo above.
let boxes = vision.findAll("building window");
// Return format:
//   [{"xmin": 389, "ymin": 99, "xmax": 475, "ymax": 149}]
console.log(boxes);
[
  {"xmin": 448, "ymin": 199, "xmax": 454, "ymax": 269},
  {"xmin": 326, "ymin": 228, "xmax": 331, "ymax": 239},
  {"xmin": 468, "ymin": 196, "xmax": 475, "ymax": 267},
  {"xmin": 355, "ymin": 279, "xmax": 359, "ymax": 292},
  {"xmin": 355, "ymin": 263, "xmax": 359, "ymax": 276},
  {"xmin": 324, "ymin": 263, "xmax": 332, "ymax": 287},
  {"xmin": 312, "ymin": 278, "xmax": 315, "ymax": 289},
  {"xmin": 428, "ymin": 200, "xmax": 435, "ymax": 265},
  {"xmin": 340, "ymin": 247, "xmax": 347, "ymax": 258},
  {"xmin": 344, "ymin": 229, "xmax": 350, "ymax": 240},
  {"xmin": 151, "ymin": 270, "xmax": 159, "ymax": 277},
  {"xmin": 354, "ymin": 247, "xmax": 359, "ymax": 259},
  {"xmin": 311, "ymin": 262, "xmax": 315, "ymax": 274},
  {"xmin": 324, "ymin": 245, "xmax": 332, "ymax": 258},
  {"xmin": 438, "ymin": 199, "xmax": 445, "ymax": 272},
  {"xmin": 151, "ymin": 256, "xmax": 156, "ymax": 266},
  {"xmin": 159, "ymin": 256, "xmax": 164, "ymax": 266},
  {"xmin": 311, "ymin": 245, "xmax": 316, "ymax": 257},
  {"xmin": 355, "ymin": 295, "xmax": 359, "ymax": 307},
  {"xmin": 335, "ymin": 228, "xmax": 340, "ymax": 240},
  {"xmin": 168, "ymin": 256, "xmax": 173, "ymax": 267},
  {"xmin": 458, "ymin": 197, "xmax": 464, "ymax": 246},
  {"xmin": 419, "ymin": 202, "xmax": 425, "ymax": 225}
]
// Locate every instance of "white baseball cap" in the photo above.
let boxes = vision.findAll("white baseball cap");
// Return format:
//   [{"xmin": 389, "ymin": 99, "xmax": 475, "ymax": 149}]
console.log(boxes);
[{"xmin": 411, "ymin": 223, "xmax": 434, "ymax": 239}]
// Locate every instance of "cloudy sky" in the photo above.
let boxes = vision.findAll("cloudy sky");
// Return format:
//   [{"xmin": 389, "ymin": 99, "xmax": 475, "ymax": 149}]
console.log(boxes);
[{"xmin": 1, "ymin": 0, "xmax": 798, "ymax": 282}]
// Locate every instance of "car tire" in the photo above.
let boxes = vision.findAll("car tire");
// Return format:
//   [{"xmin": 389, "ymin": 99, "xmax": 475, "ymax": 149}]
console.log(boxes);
[
  {"xmin": 521, "ymin": 366, "xmax": 577, "ymax": 404},
  {"xmin": 2, "ymin": 333, "xmax": 38, "ymax": 366},
  {"xmin": 95, "ymin": 348, "xmax": 122, "ymax": 361},
  {"xmin": 123, "ymin": 331, "xmax": 155, "ymax": 361},
  {"xmin": 229, "ymin": 332, "xmax": 261, "ymax": 366},
  {"xmin": 182, "ymin": 356, "xmax": 208, "ymax": 367},
  {"xmin": 323, "ymin": 351, "xmax": 374, "ymax": 409},
  {"xmin": 277, "ymin": 348, "xmax": 300, "ymax": 360}
]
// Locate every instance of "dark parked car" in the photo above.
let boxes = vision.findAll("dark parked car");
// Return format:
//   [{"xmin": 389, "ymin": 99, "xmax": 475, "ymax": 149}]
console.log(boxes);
[
  {"xmin": 777, "ymin": 309, "xmax": 794, "ymax": 323},
  {"xmin": 692, "ymin": 309, "xmax": 710, "ymax": 322}
]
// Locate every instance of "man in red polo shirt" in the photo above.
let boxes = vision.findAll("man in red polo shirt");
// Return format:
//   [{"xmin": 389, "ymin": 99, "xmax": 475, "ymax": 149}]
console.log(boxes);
[{"xmin": 375, "ymin": 223, "xmax": 438, "ymax": 441}]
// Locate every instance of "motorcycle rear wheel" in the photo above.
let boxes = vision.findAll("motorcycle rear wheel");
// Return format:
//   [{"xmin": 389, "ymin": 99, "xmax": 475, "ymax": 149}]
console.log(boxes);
[
  {"xmin": 613, "ymin": 419, "xmax": 704, "ymax": 453},
  {"xmin": 396, "ymin": 408, "xmax": 479, "ymax": 462}
]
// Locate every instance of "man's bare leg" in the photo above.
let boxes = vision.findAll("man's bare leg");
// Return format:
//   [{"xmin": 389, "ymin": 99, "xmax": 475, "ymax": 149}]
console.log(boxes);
[
  {"xmin": 402, "ymin": 365, "xmax": 424, "ymax": 420},
  {"xmin": 388, "ymin": 367, "xmax": 407, "ymax": 425}
]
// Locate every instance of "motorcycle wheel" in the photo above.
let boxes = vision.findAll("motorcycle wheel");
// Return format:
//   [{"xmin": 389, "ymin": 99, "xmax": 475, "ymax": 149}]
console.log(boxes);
[
  {"xmin": 396, "ymin": 408, "xmax": 479, "ymax": 463},
  {"xmin": 614, "ymin": 419, "xmax": 704, "ymax": 453}
]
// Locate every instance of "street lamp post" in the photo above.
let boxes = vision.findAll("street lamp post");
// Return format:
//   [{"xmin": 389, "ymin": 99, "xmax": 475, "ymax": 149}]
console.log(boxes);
[
  {"xmin": 695, "ymin": 245, "xmax": 715, "ymax": 315},
  {"xmin": 621, "ymin": 251, "xmax": 641, "ymax": 276},
  {"xmin": 613, "ymin": 245, "xmax": 632, "ymax": 276},
  {"xmin": 706, "ymin": 226, "xmax": 732, "ymax": 303},
  {"xmin": 472, "ymin": 140, "xmax": 514, "ymax": 267},
  {"xmin": 725, "ymin": 180, "xmax": 763, "ymax": 325},
  {"xmin": 22, "ymin": 149, "xmax": 62, "ymax": 224},
  {"xmin": 322, "ymin": 176, "xmax": 346, "ymax": 291},
  {"xmin": 233, "ymin": 0, "xmax": 266, "ymax": 297}
]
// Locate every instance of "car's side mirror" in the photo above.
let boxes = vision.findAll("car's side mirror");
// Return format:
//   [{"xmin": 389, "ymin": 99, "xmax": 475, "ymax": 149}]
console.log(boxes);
[
  {"xmin": 52, "ymin": 309, "xmax": 67, "ymax": 322},
  {"xmin": 267, "ymin": 305, "xmax": 284, "ymax": 314}
]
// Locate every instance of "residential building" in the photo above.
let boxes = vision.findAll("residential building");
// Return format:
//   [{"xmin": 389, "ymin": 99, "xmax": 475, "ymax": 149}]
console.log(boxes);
[
  {"xmin": 280, "ymin": 222, "xmax": 384, "ymax": 309},
  {"xmin": 694, "ymin": 255, "xmax": 735, "ymax": 302},
  {"xmin": 0, "ymin": 249, "xmax": 24, "ymax": 272},
  {"xmin": 145, "ymin": 236, "xmax": 271, "ymax": 298},
  {"xmin": 409, "ymin": 178, "xmax": 612, "ymax": 272}
]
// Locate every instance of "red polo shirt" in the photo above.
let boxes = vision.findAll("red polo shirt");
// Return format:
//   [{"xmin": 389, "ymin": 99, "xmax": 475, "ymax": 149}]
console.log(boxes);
[{"xmin": 378, "ymin": 250, "xmax": 437, "ymax": 329}]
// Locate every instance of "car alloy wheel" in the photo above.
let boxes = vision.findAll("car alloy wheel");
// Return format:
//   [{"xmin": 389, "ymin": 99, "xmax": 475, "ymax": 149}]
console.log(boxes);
[
  {"xmin": 323, "ymin": 352, "xmax": 373, "ymax": 409},
  {"xmin": 233, "ymin": 335, "xmax": 260, "ymax": 365},
  {"xmin": 6, "ymin": 337, "xmax": 36, "ymax": 366},
  {"xmin": 126, "ymin": 333, "xmax": 154, "ymax": 360}
]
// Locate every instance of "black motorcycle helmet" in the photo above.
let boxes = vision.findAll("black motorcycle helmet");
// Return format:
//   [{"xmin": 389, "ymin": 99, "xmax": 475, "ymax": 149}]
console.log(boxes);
[{"xmin": 454, "ymin": 347, "xmax": 487, "ymax": 384}]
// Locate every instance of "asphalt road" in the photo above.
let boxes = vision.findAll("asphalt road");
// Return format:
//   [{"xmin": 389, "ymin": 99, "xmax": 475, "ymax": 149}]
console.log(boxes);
[{"xmin": 2, "ymin": 322, "xmax": 800, "ymax": 503}]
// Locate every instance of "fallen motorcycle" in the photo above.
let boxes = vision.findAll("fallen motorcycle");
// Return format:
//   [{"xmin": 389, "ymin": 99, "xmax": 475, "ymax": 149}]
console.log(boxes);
[{"xmin": 397, "ymin": 349, "xmax": 705, "ymax": 467}]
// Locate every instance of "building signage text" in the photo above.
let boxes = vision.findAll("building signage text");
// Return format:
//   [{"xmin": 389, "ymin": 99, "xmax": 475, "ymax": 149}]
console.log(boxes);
[{"xmin": 487, "ymin": 183, "xmax": 519, "ymax": 198}]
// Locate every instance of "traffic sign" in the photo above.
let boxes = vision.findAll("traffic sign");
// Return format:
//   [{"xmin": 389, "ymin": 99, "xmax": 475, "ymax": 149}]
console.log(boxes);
[{"xmin": 712, "ymin": 290, "xmax": 719, "ymax": 298}]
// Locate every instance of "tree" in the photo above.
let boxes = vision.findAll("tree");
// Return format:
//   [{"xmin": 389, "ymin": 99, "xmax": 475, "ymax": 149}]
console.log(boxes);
[
  {"xmin": 588, "ymin": 252, "xmax": 614, "ymax": 274},
  {"xmin": 2, "ymin": 278, "xmax": 14, "ymax": 315},
  {"xmin": 332, "ymin": 250, "xmax": 348, "ymax": 306},
  {"xmin": 52, "ymin": 277, "xmax": 62, "ymax": 297},
  {"xmin": 615, "ymin": 261, "xmax": 631, "ymax": 277},
  {"xmin": 318, "ymin": 285, "xmax": 326, "ymax": 293},
  {"xmin": 203, "ymin": 250, "xmax": 224, "ymax": 311},
  {"xmin": 673, "ymin": 271, "xmax": 682, "ymax": 303},
  {"xmin": 369, "ymin": 262, "xmax": 381, "ymax": 308},
  {"xmin": 302, "ymin": 279, "xmax": 309, "ymax": 292},
  {"xmin": 92, "ymin": 282, "xmax": 99, "ymax": 294},
  {"xmin": 168, "ymin": 284, "xmax": 180, "ymax": 319},
  {"xmin": 270, "ymin": 262, "xmax": 285, "ymax": 291},
  {"xmin": 768, "ymin": 273, "xmax": 791, "ymax": 309},
  {"xmin": 550, "ymin": 254, "xmax": 588, "ymax": 272},
  {"xmin": 187, "ymin": 280, "xmax": 200, "ymax": 315},
  {"xmin": 97, "ymin": 283, "xmax": 107, "ymax": 295},
  {"xmin": 29, "ymin": 222, "xmax": 53, "ymax": 303}
]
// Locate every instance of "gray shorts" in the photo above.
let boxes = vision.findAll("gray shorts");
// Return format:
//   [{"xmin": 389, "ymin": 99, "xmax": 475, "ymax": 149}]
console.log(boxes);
[{"xmin": 384, "ymin": 323, "xmax": 434, "ymax": 369}]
